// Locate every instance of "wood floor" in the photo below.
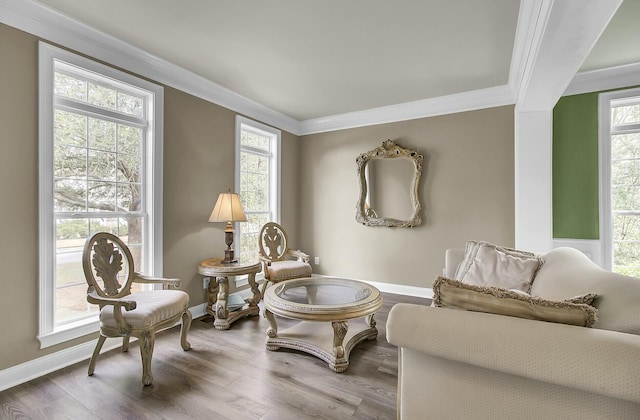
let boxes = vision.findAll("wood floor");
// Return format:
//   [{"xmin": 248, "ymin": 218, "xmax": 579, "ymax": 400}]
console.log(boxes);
[{"xmin": 0, "ymin": 293, "xmax": 428, "ymax": 420}]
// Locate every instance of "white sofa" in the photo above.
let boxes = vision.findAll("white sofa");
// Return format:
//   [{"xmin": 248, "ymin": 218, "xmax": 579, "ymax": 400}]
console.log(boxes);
[{"xmin": 386, "ymin": 247, "xmax": 640, "ymax": 419}]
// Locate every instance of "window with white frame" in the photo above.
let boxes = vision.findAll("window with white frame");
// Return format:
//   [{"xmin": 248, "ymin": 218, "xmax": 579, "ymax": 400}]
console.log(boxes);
[
  {"xmin": 235, "ymin": 116, "xmax": 281, "ymax": 264},
  {"xmin": 600, "ymin": 88, "xmax": 640, "ymax": 277},
  {"xmin": 38, "ymin": 43, "xmax": 164, "ymax": 348}
]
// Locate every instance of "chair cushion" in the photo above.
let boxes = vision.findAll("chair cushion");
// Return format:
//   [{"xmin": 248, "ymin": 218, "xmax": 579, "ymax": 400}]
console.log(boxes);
[
  {"xmin": 266, "ymin": 260, "xmax": 312, "ymax": 281},
  {"xmin": 100, "ymin": 290, "xmax": 189, "ymax": 328}
]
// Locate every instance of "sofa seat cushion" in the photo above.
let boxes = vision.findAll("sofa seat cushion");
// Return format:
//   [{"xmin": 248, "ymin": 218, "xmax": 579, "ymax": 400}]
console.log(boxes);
[
  {"xmin": 100, "ymin": 290, "xmax": 189, "ymax": 329},
  {"xmin": 433, "ymin": 276, "xmax": 598, "ymax": 327},
  {"xmin": 455, "ymin": 240, "xmax": 543, "ymax": 292},
  {"xmin": 266, "ymin": 260, "xmax": 312, "ymax": 281}
]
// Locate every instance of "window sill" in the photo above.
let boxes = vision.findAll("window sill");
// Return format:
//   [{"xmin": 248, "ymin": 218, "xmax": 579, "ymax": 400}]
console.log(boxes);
[{"xmin": 37, "ymin": 317, "xmax": 99, "ymax": 349}]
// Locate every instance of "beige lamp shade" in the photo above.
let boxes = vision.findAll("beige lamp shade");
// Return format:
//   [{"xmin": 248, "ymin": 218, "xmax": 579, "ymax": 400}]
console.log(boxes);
[
  {"xmin": 209, "ymin": 191, "xmax": 247, "ymax": 264},
  {"xmin": 209, "ymin": 192, "xmax": 248, "ymax": 223}
]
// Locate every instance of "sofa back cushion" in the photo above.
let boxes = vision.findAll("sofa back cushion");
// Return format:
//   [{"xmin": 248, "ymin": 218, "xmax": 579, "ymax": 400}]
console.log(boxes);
[
  {"xmin": 454, "ymin": 241, "xmax": 543, "ymax": 292},
  {"xmin": 531, "ymin": 247, "xmax": 640, "ymax": 335}
]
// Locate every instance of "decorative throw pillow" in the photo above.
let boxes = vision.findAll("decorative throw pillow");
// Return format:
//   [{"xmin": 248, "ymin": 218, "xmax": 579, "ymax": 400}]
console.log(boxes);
[
  {"xmin": 564, "ymin": 293, "xmax": 598, "ymax": 305},
  {"xmin": 509, "ymin": 290, "xmax": 598, "ymax": 306},
  {"xmin": 454, "ymin": 240, "xmax": 543, "ymax": 292},
  {"xmin": 432, "ymin": 276, "xmax": 598, "ymax": 327}
]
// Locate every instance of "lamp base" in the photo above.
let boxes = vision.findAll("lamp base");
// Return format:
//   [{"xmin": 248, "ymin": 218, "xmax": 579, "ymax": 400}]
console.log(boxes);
[
  {"xmin": 221, "ymin": 227, "xmax": 237, "ymax": 264},
  {"xmin": 221, "ymin": 248, "xmax": 237, "ymax": 264}
]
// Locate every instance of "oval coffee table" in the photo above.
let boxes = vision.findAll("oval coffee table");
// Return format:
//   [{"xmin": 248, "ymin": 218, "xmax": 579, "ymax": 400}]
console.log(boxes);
[{"xmin": 263, "ymin": 277, "xmax": 383, "ymax": 372}]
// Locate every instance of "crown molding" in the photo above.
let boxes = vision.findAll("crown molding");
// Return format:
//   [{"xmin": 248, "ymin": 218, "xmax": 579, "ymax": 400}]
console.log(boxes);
[
  {"xmin": 298, "ymin": 0, "xmax": 538, "ymax": 136},
  {"xmin": 508, "ymin": 0, "xmax": 554, "ymax": 105},
  {"xmin": 0, "ymin": 0, "xmax": 521, "ymax": 137},
  {"xmin": 298, "ymin": 85, "xmax": 515, "ymax": 135},
  {"xmin": 0, "ymin": 0, "xmax": 300, "ymax": 135},
  {"xmin": 6, "ymin": 0, "xmax": 628, "ymax": 135},
  {"xmin": 514, "ymin": 0, "xmax": 622, "ymax": 111},
  {"xmin": 563, "ymin": 62, "xmax": 640, "ymax": 96},
  {"xmin": 3, "ymin": 0, "xmax": 577, "ymax": 137}
]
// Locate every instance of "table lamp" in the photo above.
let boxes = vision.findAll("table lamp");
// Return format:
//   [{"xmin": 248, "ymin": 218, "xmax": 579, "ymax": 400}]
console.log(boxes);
[{"xmin": 208, "ymin": 190, "xmax": 247, "ymax": 264}]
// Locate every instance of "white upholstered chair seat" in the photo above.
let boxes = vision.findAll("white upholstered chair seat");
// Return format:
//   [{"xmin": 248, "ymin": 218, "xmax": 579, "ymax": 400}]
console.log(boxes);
[
  {"xmin": 267, "ymin": 260, "xmax": 312, "ymax": 281},
  {"xmin": 100, "ymin": 290, "xmax": 189, "ymax": 329}
]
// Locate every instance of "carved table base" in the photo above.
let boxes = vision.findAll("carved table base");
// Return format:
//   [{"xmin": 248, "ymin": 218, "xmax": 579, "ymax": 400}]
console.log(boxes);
[
  {"xmin": 198, "ymin": 258, "xmax": 262, "ymax": 330},
  {"xmin": 264, "ymin": 310, "xmax": 378, "ymax": 373},
  {"xmin": 206, "ymin": 274, "xmax": 261, "ymax": 330}
]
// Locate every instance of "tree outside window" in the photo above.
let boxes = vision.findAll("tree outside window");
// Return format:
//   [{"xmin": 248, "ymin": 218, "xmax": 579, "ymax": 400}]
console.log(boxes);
[
  {"xmin": 39, "ymin": 43, "xmax": 162, "ymax": 347},
  {"xmin": 609, "ymin": 96, "xmax": 640, "ymax": 277},
  {"xmin": 236, "ymin": 117, "xmax": 280, "ymax": 264}
]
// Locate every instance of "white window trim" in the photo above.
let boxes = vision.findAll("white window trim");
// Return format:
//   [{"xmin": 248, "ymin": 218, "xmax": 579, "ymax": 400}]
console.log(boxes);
[
  {"xmin": 234, "ymin": 116, "xmax": 281, "ymax": 284},
  {"xmin": 37, "ymin": 42, "xmax": 164, "ymax": 348},
  {"xmin": 598, "ymin": 87, "xmax": 640, "ymax": 271},
  {"xmin": 235, "ymin": 115, "xmax": 282, "ymax": 224}
]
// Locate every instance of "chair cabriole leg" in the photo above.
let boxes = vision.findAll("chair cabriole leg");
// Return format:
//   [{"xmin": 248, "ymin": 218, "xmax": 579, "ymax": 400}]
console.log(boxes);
[
  {"xmin": 88, "ymin": 334, "xmax": 106, "ymax": 376},
  {"xmin": 139, "ymin": 330, "xmax": 155, "ymax": 386},
  {"xmin": 181, "ymin": 309, "xmax": 192, "ymax": 351}
]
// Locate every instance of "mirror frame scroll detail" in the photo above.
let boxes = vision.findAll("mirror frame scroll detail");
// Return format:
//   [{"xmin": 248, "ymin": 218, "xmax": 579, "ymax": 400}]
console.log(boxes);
[{"xmin": 356, "ymin": 139, "xmax": 423, "ymax": 227}]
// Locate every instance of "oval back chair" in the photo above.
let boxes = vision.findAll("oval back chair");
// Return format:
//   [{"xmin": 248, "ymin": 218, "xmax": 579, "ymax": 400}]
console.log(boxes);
[
  {"xmin": 83, "ymin": 232, "xmax": 192, "ymax": 386},
  {"xmin": 258, "ymin": 222, "xmax": 312, "ymax": 296}
]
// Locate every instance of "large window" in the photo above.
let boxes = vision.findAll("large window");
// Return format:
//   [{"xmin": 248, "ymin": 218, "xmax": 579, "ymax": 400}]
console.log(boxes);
[
  {"xmin": 600, "ymin": 88, "xmax": 640, "ymax": 276},
  {"xmin": 235, "ymin": 116, "xmax": 280, "ymax": 264},
  {"xmin": 38, "ymin": 43, "xmax": 164, "ymax": 347}
]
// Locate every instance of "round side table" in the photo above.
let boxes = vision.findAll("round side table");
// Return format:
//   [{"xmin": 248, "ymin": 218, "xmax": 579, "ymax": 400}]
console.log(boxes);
[{"xmin": 198, "ymin": 258, "xmax": 262, "ymax": 330}]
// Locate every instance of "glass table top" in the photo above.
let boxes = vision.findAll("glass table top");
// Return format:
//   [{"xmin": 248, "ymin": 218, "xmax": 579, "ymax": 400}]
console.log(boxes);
[
  {"xmin": 265, "ymin": 277, "xmax": 382, "ymax": 320},
  {"xmin": 272, "ymin": 278, "xmax": 373, "ymax": 306},
  {"xmin": 276, "ymin": 281, "xmax": 371, "ymax": 305}
]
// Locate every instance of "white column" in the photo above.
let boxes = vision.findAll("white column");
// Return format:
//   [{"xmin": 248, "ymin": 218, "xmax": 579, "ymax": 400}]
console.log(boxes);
[{"xmin": 515, "ymin": 109, "xmax": 553, "ymax": 253}]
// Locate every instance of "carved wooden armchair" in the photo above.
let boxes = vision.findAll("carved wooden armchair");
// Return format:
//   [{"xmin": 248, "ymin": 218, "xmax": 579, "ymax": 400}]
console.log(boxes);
[
  {"xmin": 258, "ymin": 222, "xmax": 312, "ymax": 296},
  {"xmin": 82, "ymin": 232, "xmax": 192, "ymax": 386}
]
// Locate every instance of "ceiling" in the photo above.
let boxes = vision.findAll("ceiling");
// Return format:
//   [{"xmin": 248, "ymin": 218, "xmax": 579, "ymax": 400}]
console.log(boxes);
[
  {"xmin": 579, "ymin": 0, "xmax": 640, "ymax": 72},
  {"xmin": 28, "ymin": 0, "xmax": 640, "ymax": 122}
]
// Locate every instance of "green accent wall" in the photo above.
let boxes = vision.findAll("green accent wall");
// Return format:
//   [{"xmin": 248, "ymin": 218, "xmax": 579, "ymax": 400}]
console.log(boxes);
[{"xmin": 552, "ymin": 93, "xmax": 600, "ymax": 239}]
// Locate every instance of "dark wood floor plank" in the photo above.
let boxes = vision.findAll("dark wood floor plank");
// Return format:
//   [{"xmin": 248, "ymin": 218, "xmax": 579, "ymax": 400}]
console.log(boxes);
[{"xmin": 0, "ymin": 293, "xmax": 429, "ymax": 419}]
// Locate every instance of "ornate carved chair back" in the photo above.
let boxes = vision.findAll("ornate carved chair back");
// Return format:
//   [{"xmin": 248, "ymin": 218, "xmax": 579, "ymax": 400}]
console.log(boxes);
[
  {"xmin": 81, "ymin": 231, "xmax": 192, "ymax": 386},
  {"xmin": 259, "ymin": 222, "xmax": 290, "ymax": 262},
  {"xmin": 257, "ymin": 222, "xmax": 312, "ymax": 298},
  {"xmin": 83, "ymin": 232, "xmax": 135, "ymax": 303}
]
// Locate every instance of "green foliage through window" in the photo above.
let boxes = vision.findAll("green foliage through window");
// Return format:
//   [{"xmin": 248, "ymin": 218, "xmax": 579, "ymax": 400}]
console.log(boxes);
[
  {"xmin": 52, "ymin": 60, "xmax": 149, "ymax": 324},
  {"xmin": 237, "ymin": 119, "xmax": 279, "ymax": 262},
  {"xmin": 610, "ymin": 96, "xmax": 640, "ymax": 277}
]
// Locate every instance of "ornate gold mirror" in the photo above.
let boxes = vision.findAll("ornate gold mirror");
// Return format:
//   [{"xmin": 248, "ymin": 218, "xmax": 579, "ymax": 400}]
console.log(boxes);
[{"xmin": 356, "ymin": 140, "xmax": 423, "ymax": 227}]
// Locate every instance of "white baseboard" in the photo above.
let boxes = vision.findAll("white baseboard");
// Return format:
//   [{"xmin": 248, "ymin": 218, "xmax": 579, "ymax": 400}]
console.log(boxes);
[
  {"xmin": 313, "ymin": 275, "xmax": 433, "ymax": 299},
  {"xmin": 237, "ymin": 274, "xmax": 433, "ymax": 299},
  {"xmin": 0, "ymin": 303, "xmax": 207, "ymax": 392},
  {"xmin": 361, "ymin": 280, "xmax": 433, "ymax": 299},
  {"xmin": 1, "ymin": 279, "xmax": 427, "ymax": 392}
]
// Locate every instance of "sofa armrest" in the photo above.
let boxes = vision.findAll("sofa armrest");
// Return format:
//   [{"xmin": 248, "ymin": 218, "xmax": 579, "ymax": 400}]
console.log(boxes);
[{"xmin": 387, "ymin": 303, "xmax": 640, "ymax": 404}]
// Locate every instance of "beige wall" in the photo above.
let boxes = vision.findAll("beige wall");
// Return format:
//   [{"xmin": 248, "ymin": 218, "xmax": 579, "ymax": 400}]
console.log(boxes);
[
  {"xmin": 298, "ymin": 106, "xmax": 515, "ymax": 288},
  {"xmin": 161, "ymin": 92, "xmax": 301, "ymax": 301},
  {"xmin": 0, "ymin": 21, "xmax": 514, "ymax": 373},
  {"xmin": 0, "ymin": 23, "xmax": 299, "ymax": 370}
]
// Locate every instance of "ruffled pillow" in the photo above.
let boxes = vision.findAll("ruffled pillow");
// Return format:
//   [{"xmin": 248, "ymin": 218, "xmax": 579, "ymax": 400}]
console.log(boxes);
[{"xmin": 433, "ymin": 276, "xmax": 598, "ymax": 327}]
